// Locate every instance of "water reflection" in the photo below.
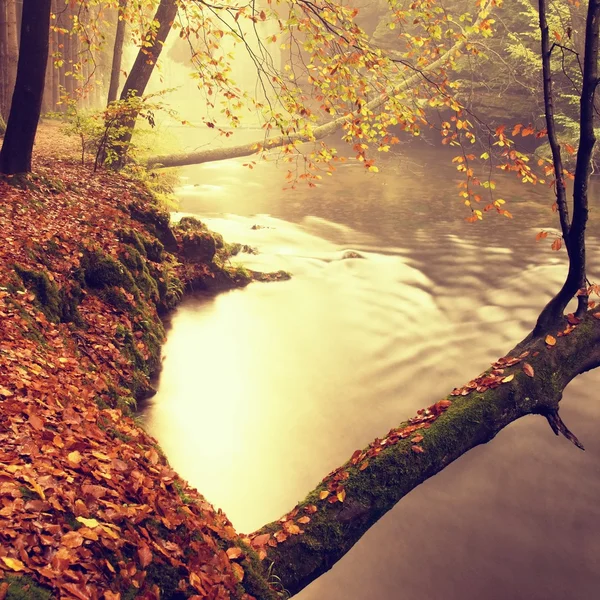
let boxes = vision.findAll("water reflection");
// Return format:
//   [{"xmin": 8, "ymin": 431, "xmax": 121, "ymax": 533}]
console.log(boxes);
[{"xmin": 142, "ymin": 144, "xmax": 600, "ymax": 599}]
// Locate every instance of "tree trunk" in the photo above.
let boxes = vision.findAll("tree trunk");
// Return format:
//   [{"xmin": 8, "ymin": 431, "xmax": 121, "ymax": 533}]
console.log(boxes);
[
  {"xmin": 0, "ymin": 0, "xmax": 52, "ymax": 174},
  {"xmin": 50, "ymin": 0, "xmax": 60, "ymax": 111},
  {"xmin": 0, "ymin": 0, "xmax": 19, "ymax": 120},
  {"xmin": 107, "ymin": 0, "xmax": 127, "ymax": 105},
  {"xmin": 110, "ymin": 0, "xmax": 177, "ymax": 165},
  {"xmin": 252, "ymin": 312, "xmax": 600, "ymax": 596},
  {"xmin": 532, "ymin": 0, "xmax": 600, "ymax": 335}
]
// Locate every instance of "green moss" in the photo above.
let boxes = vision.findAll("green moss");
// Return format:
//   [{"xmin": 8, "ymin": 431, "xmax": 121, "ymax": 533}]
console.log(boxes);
[
  {"xmin": 175, "ymin": 216, "xmax": 206, "ymax": 232},
  {"xmin": 2, "ymin": 576, "xmax": 52, "ymax": 600},
  {"xmin": 153, "ymin": 260, "xmax": 184, "ymax": 311},
  {"xmin": 83, "ymin": 249, "xmax": 136, "ymax": 292},
  {"xmin": 19, "ymin": 486, "xmax": 38, "ymax": 501},
  {"xmin": 14, "ymin": 265, "xmax": 62, "ymax": 323},
  {"xmin": 145, "ymin": 562, "xmax": 187, "ymax": 599},
  {"xmin": 173, "ymin": 480, "xmax": 194, "ymax": 505},
  {"xmin": 100, "ymin": 286, "xmax": 134, "ymax": 312},
  {"xmin": 118, "ymin": 245, "xmax": 159, "ymax": 301},
  {"xmin": 117, "ymin": 228, "xmax": 148, "ymax": 257},
  {"xmin": 236, "ymin": 541, "xmax": 280, "ymax": 600}
]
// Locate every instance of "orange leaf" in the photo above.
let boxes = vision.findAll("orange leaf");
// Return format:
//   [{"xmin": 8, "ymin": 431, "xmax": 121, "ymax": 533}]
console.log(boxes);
[
  {"xmin": 138, "ymin": 543, "xmax": 153, "ymax": 568},
  {"xmin": 274, "ymin": 531, "xmax": 288, "ymax": 543},
  {"xmin": 252, "ymin": 533, "xmax": 271, "ymax": 547},
  {"xmin": 551, "ymin": 238, "xmax": 562, "ymax": 251},
  {"xmin": 545, "ymin": 335, "xmax": 556, "ymax": 346},
  {"xmin": 535, "ymin": 231, "xmax": 548, "ymax": 241},
  {"xmin": 567, "ymin": 313, "xmax": 582, "ymax": 325},
  {"xmin": 593, "ymin": 312, "xmax": 600, "ymax": 320},
  {"xmin": 284, "ymin": 521, "xmax": 301, "ymax": 534},
  {"xmin": 523, "ymin": 363, "xmax": 534, "ymax": 377},
  {"xmin": 226, "ymin": 547, "xmax": 243, "ymax": 560},
  {"xmin": 411, "ymin": 435, "xmax": 424, "ymax": 444},
  {"xmin": 319, "ymin": 490, "xmax": 330, "ymax": 500},
  {"xmin": 62, "ymin": 531, "xmax": 84, "ymax": 548},
  {"xmin": 297, "ymin": 516, "xmax": 311, "ymax": 524},
  {"xmin": 359, "ymin": 461, "xmax": 369, "ymax": 471},
  {"xmin": 305, "ymin": 504, "xmax": 317, "ymax": 514},
  {"xmin": 412, "ymin": 445, "xmax": 425, "ymax": 454},
  {"xmin": 232, "ymin": 562, "xmax": 244, "ymax": 582}
]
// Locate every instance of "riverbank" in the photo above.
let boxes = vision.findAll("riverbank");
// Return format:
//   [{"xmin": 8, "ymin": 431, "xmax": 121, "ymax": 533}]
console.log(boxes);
[{"xmin": 0, "ymin": 127, "xmax": 283, "ymax": 599}]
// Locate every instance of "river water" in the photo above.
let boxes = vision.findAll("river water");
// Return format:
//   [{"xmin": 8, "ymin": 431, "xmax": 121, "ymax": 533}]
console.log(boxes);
[{"xmin": 141, "ymin": 134, "xmax": 600, "ymax": 600}]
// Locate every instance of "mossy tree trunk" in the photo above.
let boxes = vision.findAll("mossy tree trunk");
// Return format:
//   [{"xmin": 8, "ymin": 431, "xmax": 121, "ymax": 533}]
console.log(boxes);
[{"xmin": 254, "ymin": 314, "xmax": 600, "ymax": 596}]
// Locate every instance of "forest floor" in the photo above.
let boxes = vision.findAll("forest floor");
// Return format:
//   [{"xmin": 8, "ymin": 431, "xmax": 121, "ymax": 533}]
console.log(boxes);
[{"xmin": 0, "ymin": 123, "xmax": 279, "ymax": 600}]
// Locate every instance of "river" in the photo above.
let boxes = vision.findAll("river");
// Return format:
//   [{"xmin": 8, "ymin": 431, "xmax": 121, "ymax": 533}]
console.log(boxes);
[{"xmin": 141, "ymin": 134, "xmax": 600, "ymax": 600}]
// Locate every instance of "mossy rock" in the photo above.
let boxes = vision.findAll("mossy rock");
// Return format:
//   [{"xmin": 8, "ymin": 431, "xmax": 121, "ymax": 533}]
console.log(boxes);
[
  {"xmin": 179, "ymin": 230, "xmax": 217, "ymax": 263},
  {"xmin": 14, "ymin": 265, "xmax": 81, "ymax": 324},
  {"xmin": 128, "ymin": 202, "xmax": 177, "ymax": 252},
  {"xmin": 118, "ymin": 245, "xmax": 159, "ymax": 301},
  {"xmin": 117, "ymin": 227, "xmax": 165, "ymax": 262},
  {"xmin": 83, "ymin": 249, "xmax": 136, "ymax": 292},
  {"xmin": 176, "ymin": 216, "xmax": 206, "ymax": 232}
]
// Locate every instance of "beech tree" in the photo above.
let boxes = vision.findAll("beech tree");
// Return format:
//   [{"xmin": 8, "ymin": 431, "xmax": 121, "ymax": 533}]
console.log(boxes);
[
  {"xmin": 0, "ymin": 0, "xmax": 18, "ymax": 120},
  {"xmin": 107, "ymin": 0, "xmax": 128, "ymax": 105},
  {"xmin": 0, "ymin": 0, "xmax": 51, "ymax": 175}
]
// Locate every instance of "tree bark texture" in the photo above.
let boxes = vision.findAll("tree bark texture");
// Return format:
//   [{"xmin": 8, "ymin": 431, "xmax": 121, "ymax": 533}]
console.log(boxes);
[
  {"xmin": 252, "ymin": 312, "xmax": 600, "ymax": 597},
  {"xmin": 0, "ymin": 0, "xmax": 52, "ymax": 174},
  {"xmin": 107, "ymin": 0, "xmax": 128, "ymax": 105},
  {"xmin": 111, "ymin": 0, "xmax": 177, "ymax": 164},
  {"xmin": 532, "ymin": 0, "xmax": 600, "ymax": 336},
  {"xmin": 0, "ymin": 0, "xmax": 19, "ymax": 119}
]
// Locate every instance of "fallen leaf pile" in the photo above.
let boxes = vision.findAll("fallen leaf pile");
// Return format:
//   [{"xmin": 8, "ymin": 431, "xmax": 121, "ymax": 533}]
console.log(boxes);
[{"xmin": 0, "ymin": 137, "xmax": 254, "ymax": 599}]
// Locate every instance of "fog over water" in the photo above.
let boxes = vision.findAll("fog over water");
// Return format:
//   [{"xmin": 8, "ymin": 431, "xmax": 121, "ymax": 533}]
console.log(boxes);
[{"xmin": 141, "ymin": 131, "xmax": 600, "ymax": 599}]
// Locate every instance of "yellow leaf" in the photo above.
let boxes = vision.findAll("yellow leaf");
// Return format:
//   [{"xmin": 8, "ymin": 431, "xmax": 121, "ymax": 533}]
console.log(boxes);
[
  {"xmin": 368, "ymin": 165, "xmax": 379, "ymax": 173},
  {"xmin": 337, "ymin": 488, "xmax": 346, "ymax": 503},
  {"xmin": 76, "ymin": 517, "xmax": 100, "ymax": 528},
  {"xmin": 1, "ymin": 557, "xmax": 25, "ymax": 571},
  {"xmin": 67, "ymin": 450, "xmax": 82, "ymax": 465}
]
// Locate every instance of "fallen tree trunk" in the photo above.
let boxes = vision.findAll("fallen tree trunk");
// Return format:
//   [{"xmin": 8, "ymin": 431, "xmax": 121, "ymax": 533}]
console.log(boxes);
[
  {"xmin": 248, "ymin": 313, "xmax": 600, "ymax": 597},
  {"xmin": 146, "ymin": 0, "xmax": 494, "ymax": 169}
]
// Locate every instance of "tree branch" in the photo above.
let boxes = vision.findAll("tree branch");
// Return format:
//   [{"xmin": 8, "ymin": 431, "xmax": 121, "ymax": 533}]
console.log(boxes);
[
  {"xmin": 146, "ymin": 0, "xmax": 496, "ymax": 169},
  {"xmin": 248, "ymin": 313, "xmax": 600, "ymax": 597}
]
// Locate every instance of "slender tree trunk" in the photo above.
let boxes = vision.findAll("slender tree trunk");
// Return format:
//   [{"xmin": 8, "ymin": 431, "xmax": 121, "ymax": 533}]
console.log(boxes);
[
  {"xmin": 0, "ymin": 2, "xmax": 8, "ymax": 118},
  {"xmin": 0, "ymin": 0, "xmax": 52, "ymax": 174},
  {"xmin": 109, "ymin": 0, "xmax": 177, "ymax": 166},
  {"xmin": 51, "ymin": 0, "xmax": 60, "ymax": 111},
  {"xmin": 107, "ymin": 0, "xmax": 127, "ymax": 105},
  {"xmin": 533, "ymin": 0, "xmax": 600, "ymax": 335},
  {"xmin": 0, "ymin": 0, "xmax": 19, "ymax": 120}
]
